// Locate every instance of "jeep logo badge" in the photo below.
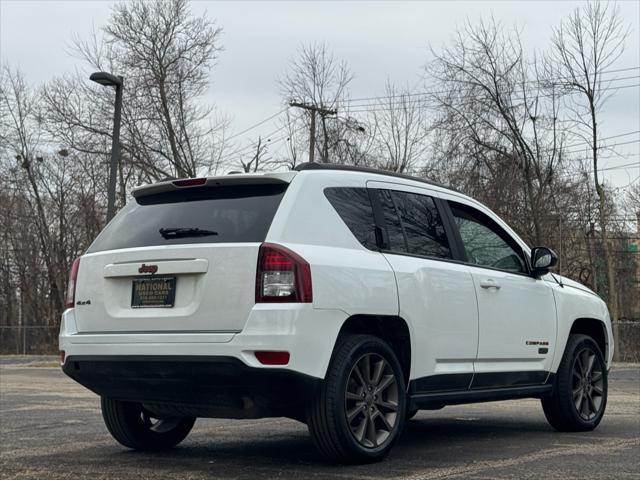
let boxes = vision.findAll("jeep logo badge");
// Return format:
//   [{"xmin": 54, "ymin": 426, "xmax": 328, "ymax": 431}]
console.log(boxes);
[{"xmin": 138, "ymin": 264, "xmax": 158, "ymax": 274}]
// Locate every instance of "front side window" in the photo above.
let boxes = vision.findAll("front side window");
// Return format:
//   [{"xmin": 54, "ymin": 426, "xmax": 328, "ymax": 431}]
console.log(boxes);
[
  {"xmin": 449, "ymin": 201, "xmax": 525, "ymax": 273},
  {"xmin": 378, "ymin": 189, "xmax": 451, "ymax": 259}
]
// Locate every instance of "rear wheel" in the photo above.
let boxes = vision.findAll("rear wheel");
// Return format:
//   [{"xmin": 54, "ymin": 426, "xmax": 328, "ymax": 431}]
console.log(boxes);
[
  {"xmin": 542, "ymin": 334, "xmax": 607, "ymax": 432},
  {"xmin": 101, "ymin": 397, "xmax": 195, "ymax": 450},
  {"xmin": 307, "ymin": 334, "xmax": 406, "ymax": 463}
]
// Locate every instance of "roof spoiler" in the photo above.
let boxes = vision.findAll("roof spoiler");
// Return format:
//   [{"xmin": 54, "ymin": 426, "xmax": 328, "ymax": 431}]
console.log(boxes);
[{"xmin": 131, "ymin": 172, "xmax": 296, "ymax": 199}]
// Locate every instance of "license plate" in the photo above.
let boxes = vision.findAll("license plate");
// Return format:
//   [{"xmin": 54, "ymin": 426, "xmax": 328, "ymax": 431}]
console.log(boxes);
[{"xmin": 131, "ymin": 276, "xmax": 176, "ymax": 308}]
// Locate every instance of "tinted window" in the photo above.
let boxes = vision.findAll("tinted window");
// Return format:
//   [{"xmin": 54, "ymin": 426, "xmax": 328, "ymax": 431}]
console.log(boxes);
[
  {"xmin": 324, "ymin": 187, "xmax": 377, "ymax": 250},
  {"xmin": 88, "ymin": 184, "xmax": 287, "ymax": 253},
  {"xmin": 379, "ymin": 189, "xmax": 451, "ymax": 259},
  {"xmin": 378, "ymin": 190, "xmax": 407, "ymax": 252},
  {"xmin": 450, "ymin": 202, "xmax": 525, "ymax": 273}
]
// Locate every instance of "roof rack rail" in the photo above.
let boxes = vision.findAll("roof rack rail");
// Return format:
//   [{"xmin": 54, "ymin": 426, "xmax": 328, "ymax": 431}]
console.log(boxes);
[{"xmin": 292, "ymin": 162, "xmax": 452, "ymax": 191}]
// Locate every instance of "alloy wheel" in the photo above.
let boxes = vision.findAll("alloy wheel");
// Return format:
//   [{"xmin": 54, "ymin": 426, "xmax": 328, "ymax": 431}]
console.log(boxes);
[
  {"xmin": 571, "ymin": 347, "xmax": 605, "ymax": 421},
  {"xmin": 344, "ymin": 353, "xmax": 399, "ymax": 448}
]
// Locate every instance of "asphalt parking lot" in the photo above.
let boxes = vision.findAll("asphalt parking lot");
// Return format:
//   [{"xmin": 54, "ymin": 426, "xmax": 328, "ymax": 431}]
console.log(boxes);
[{"xmin": 1, "ymin": 360, "xmax": 638, "ymax": 480}]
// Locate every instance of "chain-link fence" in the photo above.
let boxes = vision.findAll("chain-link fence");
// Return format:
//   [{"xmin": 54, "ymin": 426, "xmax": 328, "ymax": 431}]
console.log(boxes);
[
  {"xmin": 0, "ymin": 326, "xmax": 59, "ymax": 355},
  {"xmin": 616, "ymin": 321, "xmax": 640, "ymax": 362}
]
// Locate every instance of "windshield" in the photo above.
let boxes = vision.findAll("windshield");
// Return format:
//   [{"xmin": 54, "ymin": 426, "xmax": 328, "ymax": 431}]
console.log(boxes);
[{"xmin": 87, "ymin": 183, "xmax": 287, "ymax": 253}]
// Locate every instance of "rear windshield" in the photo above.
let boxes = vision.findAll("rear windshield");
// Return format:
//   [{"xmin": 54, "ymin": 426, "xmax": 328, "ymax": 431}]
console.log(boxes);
[{"xmin": 87, "ymin": 183, "xmax": 287, "ymax": 253}]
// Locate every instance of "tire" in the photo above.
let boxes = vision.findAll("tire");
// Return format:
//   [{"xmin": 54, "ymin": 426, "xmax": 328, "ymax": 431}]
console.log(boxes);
[
  {"xmin": 307, "ymin": 334, "xmax": 407, "ymax": 464},
  {"xmin": 101, "ymin": 397, "xmax": 196, "ymax": 450},
  {"xmin": 405, "ymin": 409, "xmax": 418, "ymax": 421},
  {"xmin": 541, "ymin": 334, "xmax": 608, "ymax": 432}
]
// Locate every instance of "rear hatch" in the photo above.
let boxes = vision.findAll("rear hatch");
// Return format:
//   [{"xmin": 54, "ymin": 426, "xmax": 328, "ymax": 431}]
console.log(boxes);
[{"xmin": 73, "ymin": 176, "xmax": 291, "ymax": 334}]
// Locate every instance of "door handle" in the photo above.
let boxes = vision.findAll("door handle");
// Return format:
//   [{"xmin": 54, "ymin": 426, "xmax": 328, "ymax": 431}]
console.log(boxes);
[{"xmin": 479, "ymin": 279, "xmax": 501, "ymax": 290}]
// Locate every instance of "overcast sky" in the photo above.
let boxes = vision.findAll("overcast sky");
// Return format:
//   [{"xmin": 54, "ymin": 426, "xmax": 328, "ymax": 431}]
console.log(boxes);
[{"xmin": 1, "ymin": 0, "xmax": 638, "ymax": 189}]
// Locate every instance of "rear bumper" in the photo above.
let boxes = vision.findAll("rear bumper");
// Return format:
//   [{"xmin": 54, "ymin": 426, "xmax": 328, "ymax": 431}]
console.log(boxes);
[
  {"xmin": 59, "ymin": 304, "xmax": 348, "ymax": 380},
  {"xmin": 62, "ymin": 355, "xmax": 319, "ymax": 419}
]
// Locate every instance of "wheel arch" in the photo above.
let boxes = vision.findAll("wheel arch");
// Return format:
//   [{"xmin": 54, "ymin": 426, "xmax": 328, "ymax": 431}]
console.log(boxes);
[
  {"xmin": 570, "ymin": 317, "xmax": 609, "ymax": 362},
  {"xmin": 335, "ymin": 314, "xmax": 412, "ymax": 387}
]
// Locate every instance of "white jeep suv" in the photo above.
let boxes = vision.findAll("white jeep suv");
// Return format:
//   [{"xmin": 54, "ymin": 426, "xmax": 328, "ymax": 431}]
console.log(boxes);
[{"xmin": 60, "ymin": 163, "xmax": 613, "ymax": 463}]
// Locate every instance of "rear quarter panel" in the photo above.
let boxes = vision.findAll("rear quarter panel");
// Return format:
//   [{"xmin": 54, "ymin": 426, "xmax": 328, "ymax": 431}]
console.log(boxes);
[{"xmin": 267, "ymin": 171, "xmax": 399, "ymax": 317}]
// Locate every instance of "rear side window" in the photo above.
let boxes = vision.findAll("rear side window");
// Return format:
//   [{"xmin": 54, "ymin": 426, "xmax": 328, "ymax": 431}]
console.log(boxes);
[
  {"xmin": 87, "ymin": 184, "xmax": 287, "ymax": 253},
  {"xmin": 324, "ymin": 187, "xmax": 377, "ymax": 250},
  {"xmin": 378, "ymin": 189, "xmax": 451, "ymax": 259}
]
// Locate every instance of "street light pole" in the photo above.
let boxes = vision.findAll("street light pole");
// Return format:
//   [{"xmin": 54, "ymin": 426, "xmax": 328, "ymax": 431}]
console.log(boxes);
[{"xmin": 90, "ymin": 71, "xmax": 123, "ymax": 222}]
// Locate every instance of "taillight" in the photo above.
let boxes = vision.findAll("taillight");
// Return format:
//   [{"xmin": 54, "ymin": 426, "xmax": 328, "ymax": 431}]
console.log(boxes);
[
  {"xmin": 255, "ymin": 243, "xmax": 312, "ymax": 303},
  {"xmin": 65, "ymin": 257, "xmax": 81, "ymax": 308}
]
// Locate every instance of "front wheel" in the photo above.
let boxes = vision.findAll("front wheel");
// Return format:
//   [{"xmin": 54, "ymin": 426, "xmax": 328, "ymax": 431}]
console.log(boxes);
[
  {"xmin": 101, "ymin": 397, "xmax": 195, "ymax": 450},
  {"xmin": 307, "ymin": 334, "xmax": 406, "ymax": 464},
  {"xmin": 541, "ymin": 334, "xmax": 608, "ymax": 432}
]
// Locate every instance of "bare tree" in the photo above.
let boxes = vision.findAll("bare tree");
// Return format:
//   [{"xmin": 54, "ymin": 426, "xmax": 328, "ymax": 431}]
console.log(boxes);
[
  {"xmin": 0, "ymin": 67, "xmax": 64, "ymax": 314},
  {"xmin": 427, "ymin": 18, "xmax": 567, "ymax": 245},
  {"xmin": 42, "ymin": 0, "xmax": 226, "ymax": 182},
  {"xmin": 625, "ymin": 183, "xmax": 640, "ymax": 216},
  {"xmin": 371, "ymin": 81, "xmax": 431, "ymax": 173},
  {"xmin": 104, "ymin": 0, "xmax": 223, "ymax": 177},
  {"xmin": 280, "ymin": 43, "xmax": 353, "ymax": 162},
  {"xmin": 275, "ymin": 109, "xmax": 303, "ymax": 169},
  {"xmin": 549, "ymin": 1, "xmax": 629, "ymax": 333},
  {"xmin": 239, "ymin": 136, "xmax": 271, "ymax": 173},
  {"xmin": 1, "ymin": 67, "xmax": 101, "ymax": 346}
]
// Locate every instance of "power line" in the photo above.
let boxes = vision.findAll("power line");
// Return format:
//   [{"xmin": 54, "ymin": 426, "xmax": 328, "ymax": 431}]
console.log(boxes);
[
  {"xmin": 225, "ymin": 108, "xmax": 289, "ymax": 142},
  {"xmin": 600, "ymin": 161, "xmax": 640, "ymax": 172},
  {"xmin": 562, "ymin": 131, "xmax": 640, "ymax": 150},
  {"xmin": 223, "ymin": 124, "xmax": 308, "ymax": 165},
  {"xmin": 345, "ymin": 82, "xmax": 640, "ymax": 113},
  {"xmin": 224, "ymin": 125, "xmax": 291, "ymax": 159},
  {"xmin": 561, "ymin": 139, "xmax": 639, "ymax": 157},
  {"xmin": 344, "ymin": 66, "xmax": 640, "ymax": 106},
  {"xmin": 218, "ymin": 66, "xmax": 640, "ymax": 143}
]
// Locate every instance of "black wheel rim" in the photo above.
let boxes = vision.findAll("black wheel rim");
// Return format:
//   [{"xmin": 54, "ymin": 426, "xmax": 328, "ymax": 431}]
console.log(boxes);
[
  {"xmin": 571, "ymin": 347, "xmax": 605, "ymax": 421},
  {"xmin": 344, "ymin": 353, "xmax": 399, "ymax": 448}
]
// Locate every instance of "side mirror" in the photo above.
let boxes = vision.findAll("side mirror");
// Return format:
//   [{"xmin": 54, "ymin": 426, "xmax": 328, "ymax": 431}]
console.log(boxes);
[{"xmin": 531, "ymin": 246, "xmax": 558, "ymax": 276}]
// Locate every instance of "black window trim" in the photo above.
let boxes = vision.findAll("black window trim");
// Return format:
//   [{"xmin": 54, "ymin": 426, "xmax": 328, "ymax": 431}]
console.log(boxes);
[
  {"xmin": 434, "ymin": 197, "xmax": 466, "ymax": 261},
  {"xmin": 367, "ymin": 188, "xmax": 388, "ymax": 251},
  {"xmin": 387, "ymin": 190, "xmax": 410, "ymax": 252},
  {"xmin": 369, "ymin": 188, "xmax": 460, "ymax": 263},
  {"xmin": 444, "ymin": 199, "xmax": 534, "ymax": 278}
]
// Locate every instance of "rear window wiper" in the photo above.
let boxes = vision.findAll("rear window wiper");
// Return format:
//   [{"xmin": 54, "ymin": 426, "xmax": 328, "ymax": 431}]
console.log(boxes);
[{"xmin": 159, "ymin": 227, "xmax": 219, "ymax": 239}]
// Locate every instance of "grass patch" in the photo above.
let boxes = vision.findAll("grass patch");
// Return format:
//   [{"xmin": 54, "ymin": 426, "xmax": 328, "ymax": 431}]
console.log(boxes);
[{"xmin": 26, "ymin": 362, "xmax": 60, "ymax": 368}]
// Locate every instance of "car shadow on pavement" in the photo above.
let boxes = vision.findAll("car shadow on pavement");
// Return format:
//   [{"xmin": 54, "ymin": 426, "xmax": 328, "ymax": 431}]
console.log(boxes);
[{"xmin": 48, "ymin": 415, "xmax": 559, "ymax": 479}]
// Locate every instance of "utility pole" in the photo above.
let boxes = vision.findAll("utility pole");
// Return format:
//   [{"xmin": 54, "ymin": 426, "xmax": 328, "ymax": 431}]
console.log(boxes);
[{"xmin": 289, "ymin": 101, "xmax": 337, "ymax": 163}]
